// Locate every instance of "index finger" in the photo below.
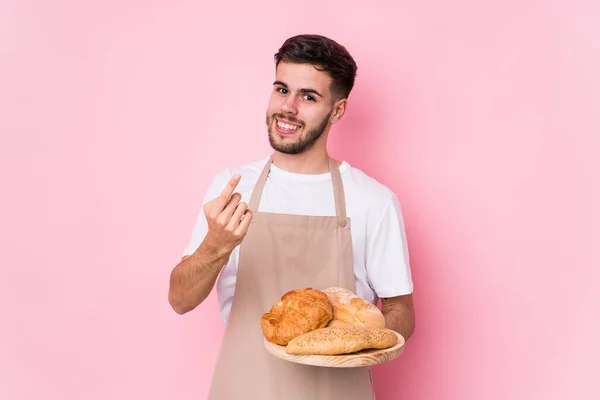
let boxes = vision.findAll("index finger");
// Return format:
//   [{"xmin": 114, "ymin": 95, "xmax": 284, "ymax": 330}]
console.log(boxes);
[{"xmin": 220, "ymin": 174, "xmax": 241, "ymax": 200}]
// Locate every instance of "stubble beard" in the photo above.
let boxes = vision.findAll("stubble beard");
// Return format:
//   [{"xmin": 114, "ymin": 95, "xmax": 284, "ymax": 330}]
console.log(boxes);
[{"xmin": 266, "ymin": 111, "xmax": 332, "ymax": 155}]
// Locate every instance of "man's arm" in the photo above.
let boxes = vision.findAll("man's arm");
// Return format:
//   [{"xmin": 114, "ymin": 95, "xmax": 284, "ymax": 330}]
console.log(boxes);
[
  {"xmin": 168, "ymin": 174, "xmax": 252, "ymax": 315},
  {"xmin": 381, "ymin": 293, "xmax": 415, "ymax": 341},
  {"xmin": 168, "ymin": 242, "xmax": 233, "ymax": 315}
]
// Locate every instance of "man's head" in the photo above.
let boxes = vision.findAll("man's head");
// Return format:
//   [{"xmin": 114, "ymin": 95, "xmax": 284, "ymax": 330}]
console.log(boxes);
[{"xmin": 266, "ymin": 34, "xmax": 358, "ymax": 155}]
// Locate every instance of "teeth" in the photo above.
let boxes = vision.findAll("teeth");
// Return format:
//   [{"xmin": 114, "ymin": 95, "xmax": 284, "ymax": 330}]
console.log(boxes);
[{"xmin": 277, "ymin": 121, "xmax": 299, "ymax": 131}]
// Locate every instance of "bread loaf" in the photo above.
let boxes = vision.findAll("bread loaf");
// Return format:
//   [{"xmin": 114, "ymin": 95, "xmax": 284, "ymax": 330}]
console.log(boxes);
[
  {"xmin": 322, "ymin": 287, "xmax": 385, "ymax": 329},
  {"xmin": 261, "ymin": 288, "xmax": 333, "ymax": 346},
  {"xmin": 285, "ymin": 326, "xmax": 398, "ymax": 355}
]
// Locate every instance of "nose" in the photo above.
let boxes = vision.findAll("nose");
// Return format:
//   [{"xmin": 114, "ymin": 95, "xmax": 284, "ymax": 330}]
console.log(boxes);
[{"xmin": 280, "ymin": 95, "xmax": 298, "ymax": 115}]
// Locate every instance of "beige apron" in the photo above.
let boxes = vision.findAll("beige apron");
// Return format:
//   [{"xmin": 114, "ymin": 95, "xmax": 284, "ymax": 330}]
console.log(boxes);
[{"xmin": 207, "ymin": 156, "xmax": 375, "ymax": 400}]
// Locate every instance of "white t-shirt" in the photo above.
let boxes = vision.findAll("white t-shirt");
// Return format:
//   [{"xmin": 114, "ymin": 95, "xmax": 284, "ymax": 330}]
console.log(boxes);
[{"xmin": 182, "ymin": 156, "xmax": 413, "ymax": 325}]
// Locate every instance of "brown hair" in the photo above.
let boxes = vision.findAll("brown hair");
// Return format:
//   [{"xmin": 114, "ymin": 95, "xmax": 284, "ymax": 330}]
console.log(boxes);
[{"xmin": 274, "ymin": 34, "xmax": 358, "ymax": 100}]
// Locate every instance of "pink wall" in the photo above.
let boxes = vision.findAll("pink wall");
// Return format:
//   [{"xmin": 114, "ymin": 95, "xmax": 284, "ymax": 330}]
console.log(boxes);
[{"xmin": 1, "ymin": 1, "xmax": 598, "ymax": 399}]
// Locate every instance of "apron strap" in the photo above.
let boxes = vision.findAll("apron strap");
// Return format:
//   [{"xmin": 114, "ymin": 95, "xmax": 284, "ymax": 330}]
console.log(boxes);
[
  {"xmin": 248, "ymin": 155, "xmax": 347, "ymax": 220},
  {"xmin": 329, "ymin": 157, "xmax": 347, "ymax": 220},
  {"xmin": 248, "ymin": 156, "xmax": 273, "ymax": 212}
]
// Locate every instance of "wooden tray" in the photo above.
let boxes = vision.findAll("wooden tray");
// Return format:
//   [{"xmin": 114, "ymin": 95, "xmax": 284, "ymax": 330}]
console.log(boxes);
[{"xmin": 263, "ymin": 331, "xmax": 405, "ymax": 368}]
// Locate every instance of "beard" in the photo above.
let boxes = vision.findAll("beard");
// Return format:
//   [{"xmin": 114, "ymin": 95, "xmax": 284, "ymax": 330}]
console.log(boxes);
[{"xmin": 266, "ymin": 111, "xmax": 332, "ymax": 155}]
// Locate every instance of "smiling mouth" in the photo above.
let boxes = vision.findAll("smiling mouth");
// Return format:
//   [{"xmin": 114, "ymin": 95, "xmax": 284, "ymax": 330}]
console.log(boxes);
[
  {"xmin": 275, "ymin": 118, "xmax": 302, "ymax": 134},
  {"xmin": 276, "ymin": 119, "xmax": 301, "ymax": 131}
]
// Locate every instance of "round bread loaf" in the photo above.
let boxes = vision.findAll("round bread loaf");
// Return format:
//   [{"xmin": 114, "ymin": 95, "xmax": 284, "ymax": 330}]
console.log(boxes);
[
  {"xmin": 261, "ymin": 288, "xmax": 333, "ymax": 345},
  {"xmin": 322, "ymin": 287, "xmax": 385, "ymax": 329}
]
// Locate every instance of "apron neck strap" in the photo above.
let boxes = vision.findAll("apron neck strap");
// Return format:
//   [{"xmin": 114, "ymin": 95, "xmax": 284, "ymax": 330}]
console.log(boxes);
[
  {"xmin": 248, "ymin": 155, "xmax": 347, "ymax": 219},
  {"xmin": 328, "ymin": 157, "xmax": 347, "ymax": 220},
  {"xmin": 248, "ymin": 156, "xmax": 273, "ymax": 212}
]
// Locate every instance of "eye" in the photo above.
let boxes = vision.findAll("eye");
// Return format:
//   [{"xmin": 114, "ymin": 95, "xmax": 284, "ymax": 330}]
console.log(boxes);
[
  {"xmin": 277, "ymin": 87, "xmax": 288, "ymax": 94},
  {"xmin": 303, "ymin": 95, "xmax": 315, "ymax": 102}
]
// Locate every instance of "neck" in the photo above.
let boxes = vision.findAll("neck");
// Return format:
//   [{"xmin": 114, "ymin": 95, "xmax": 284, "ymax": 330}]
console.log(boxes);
[{"xmin": 272, "ymin": 147, "xmax": 334, "ymax": 174}]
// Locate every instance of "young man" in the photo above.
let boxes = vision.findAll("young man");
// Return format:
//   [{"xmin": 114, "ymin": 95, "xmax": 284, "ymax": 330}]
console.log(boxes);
[{"xmin": 168, "ymin": 34, "xmax": 415, "ymax": 400}]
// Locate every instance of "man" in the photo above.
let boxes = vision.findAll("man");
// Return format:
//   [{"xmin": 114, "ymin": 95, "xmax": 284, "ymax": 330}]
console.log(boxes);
[{"xmin": 168, "ymin": 34, "xmax": 415, "ymax": 400}]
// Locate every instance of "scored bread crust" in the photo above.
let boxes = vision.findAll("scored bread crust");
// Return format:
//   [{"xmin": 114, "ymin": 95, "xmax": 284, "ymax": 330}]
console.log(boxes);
[
  {"xmin": 261, "ymin": 288, "xmax": 333, "ymax": 346},
  {"xmin": 322, "ymin": 287, "xmax": 385, "ymax": 329},
  {"xmin": 285, "ymin": 326, "xmax": 398, "ymax": 355}
]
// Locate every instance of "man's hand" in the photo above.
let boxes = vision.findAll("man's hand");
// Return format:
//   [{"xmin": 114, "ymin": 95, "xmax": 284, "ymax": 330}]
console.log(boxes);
[
  {"xmin": 168, "ymin": 174, "xmax": 253, "ymax": 315},
  {"xmin": 202, "ymin": 174, "xmax": 253, "ymax": 254}
]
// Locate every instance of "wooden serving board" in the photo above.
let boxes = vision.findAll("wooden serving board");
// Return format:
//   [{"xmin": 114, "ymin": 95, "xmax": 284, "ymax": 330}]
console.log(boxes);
[{"xmin": 263, "ymin": 331, "xmax": 405, "ymax": 368}]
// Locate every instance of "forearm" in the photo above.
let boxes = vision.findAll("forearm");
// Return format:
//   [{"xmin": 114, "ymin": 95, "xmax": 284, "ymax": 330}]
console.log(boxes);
[
  {"xmin": 168, "ymin": 241, "xmax": 232, "ymax": 314},
  {"xmin": 382, "ymin": 300, "xmax": 415, "ymax": 341}
]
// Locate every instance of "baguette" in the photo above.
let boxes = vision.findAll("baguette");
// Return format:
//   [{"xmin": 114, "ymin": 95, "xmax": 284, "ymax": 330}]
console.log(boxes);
[{"xmin": 285, "ymin": 326, "xmax": 398, "ymax": 355}]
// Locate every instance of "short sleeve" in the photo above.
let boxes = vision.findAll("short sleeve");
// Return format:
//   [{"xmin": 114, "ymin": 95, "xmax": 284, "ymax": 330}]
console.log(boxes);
[
  {"xmin": 181, "ymin": 169, "xmax": 232, "ymax": 257},
  {"xmin": 365, "ymin": 195, "xmax": 414, "ymax": 298}
]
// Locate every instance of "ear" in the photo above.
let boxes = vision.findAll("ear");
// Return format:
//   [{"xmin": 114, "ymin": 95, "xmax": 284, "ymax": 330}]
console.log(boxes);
[{"xmin": 329, "ymin": 98, "xmax": 348, "ymax": 125}]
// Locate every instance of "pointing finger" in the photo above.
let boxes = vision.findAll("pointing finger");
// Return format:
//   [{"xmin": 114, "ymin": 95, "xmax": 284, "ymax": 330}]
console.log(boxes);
[{"xmin": 217, "ymin": 174, "xmax": 241, "ymax": 206}]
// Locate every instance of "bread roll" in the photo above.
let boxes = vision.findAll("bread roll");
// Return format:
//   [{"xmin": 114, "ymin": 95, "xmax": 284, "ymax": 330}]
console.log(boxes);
[
  {"xmin": 322, "ymin": 287, "xmax": 385, "ymax": 329},
  {"xmin": 261, "ymin": 288, "xmax": 333, "ymax": 346},
  {"xmin": 285, "ymin": 326, "xmax": 398, "ymax": 355}
]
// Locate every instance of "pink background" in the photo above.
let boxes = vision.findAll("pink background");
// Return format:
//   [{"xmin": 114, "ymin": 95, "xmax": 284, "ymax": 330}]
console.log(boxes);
[{"xmin": 1, "ymin": 1, "xmax": 598, "ymax": 399}]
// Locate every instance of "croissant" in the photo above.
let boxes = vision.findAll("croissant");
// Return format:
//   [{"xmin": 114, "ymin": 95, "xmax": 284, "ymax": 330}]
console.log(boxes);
[
  {"xmin": 322, "ymin": 287, "xmax": 385, "ymax": 329},
  {"xmin": 261, "ymin": 288, "xmax": 333, "ymax": 345}
]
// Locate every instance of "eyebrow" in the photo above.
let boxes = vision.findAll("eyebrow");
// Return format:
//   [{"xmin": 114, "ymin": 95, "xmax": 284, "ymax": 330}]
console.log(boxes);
[{"xmin": 273, "ymin": 81, "xmax": 323, "ymax": 98}]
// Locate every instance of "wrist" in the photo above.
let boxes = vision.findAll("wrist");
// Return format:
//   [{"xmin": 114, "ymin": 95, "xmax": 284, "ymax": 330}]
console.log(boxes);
[{"xmin": 198, "ymin": 235, "xmax": 233, "ymax": 259}]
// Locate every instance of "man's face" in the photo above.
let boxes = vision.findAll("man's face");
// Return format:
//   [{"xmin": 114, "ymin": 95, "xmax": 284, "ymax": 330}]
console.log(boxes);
[{"xmin": 266, "ymin": 62, "xmax": 337, "ymax": 155}]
